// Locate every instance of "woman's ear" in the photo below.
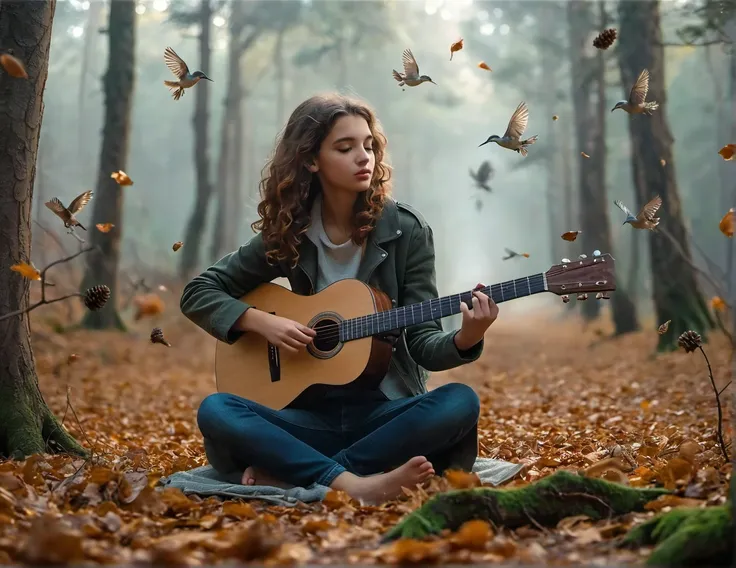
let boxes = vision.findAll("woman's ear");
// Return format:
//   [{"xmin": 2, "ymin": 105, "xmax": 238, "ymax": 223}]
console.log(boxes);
[{"xmin": 306, "ymin": 162, "xmax": 319, "ymax": 173}]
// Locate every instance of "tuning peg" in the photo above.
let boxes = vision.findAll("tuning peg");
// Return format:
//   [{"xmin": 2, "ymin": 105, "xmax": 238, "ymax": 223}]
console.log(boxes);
[
  {"xmin": 595, "ymin": 292, "xmax": 610, "ymax": 300},
  {"xmin": 561, "ymin": 258, "xmax": 571, "ymax": 263},
  {"xmin": 561, "ymin": 295, "xmax": 570, "ymax": 303},
  {"xmin": 579, "ymin": 254, "xmax": 587, "ymax": 260},
  {"xmin": 577, "ymin": 293, "xmax": 588, "ymax": 301},
  {"xmin": 592, "ymin": 250, "xmax": 601, "ymax": 257}
]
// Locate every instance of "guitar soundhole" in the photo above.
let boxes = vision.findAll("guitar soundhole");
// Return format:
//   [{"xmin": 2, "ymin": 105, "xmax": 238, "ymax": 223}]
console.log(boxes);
[{"xmin": 307, "ymin": 315, "xmax": 342, "ymax": 359}]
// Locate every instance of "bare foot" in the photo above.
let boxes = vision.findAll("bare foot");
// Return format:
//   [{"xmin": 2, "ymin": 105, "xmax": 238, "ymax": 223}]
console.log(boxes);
[
  {"xmin": 241, "ymin": 466, "xmax": 295, "ymax": 489},
  {"xmin": 330, "ymin": 456, "xmax": 435, "ymax": 505}
]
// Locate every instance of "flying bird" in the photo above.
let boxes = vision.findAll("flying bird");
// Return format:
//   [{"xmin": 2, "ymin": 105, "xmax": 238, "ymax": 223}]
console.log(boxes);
[
  {"xmin": 163, "ymin": 47, "xmax": 212, "ymax": 101},
  {"xmin": 502, "ymin": 248, "xmax": 529, "ymax": 260},
  {"xmin": 45, "ymin": 191, "xmax": 93, "ymax": 231},
  {"xmin": 614, "ymin": 195, "xmax": 662, "ymax": 230},
  {"xmin": 479, "ymin": 101, "xmax": 539, "ymax": 157},
  {"xmin": 392, "ymin": 49, "xmax": 436, "ymax": 88},
  {"xmin": 469, "ymin": 160, "xmax": 493, "ymax": 192},
  {"xmin": 611, "ymin": 69, "xmax": 659, "ymax": 115}
]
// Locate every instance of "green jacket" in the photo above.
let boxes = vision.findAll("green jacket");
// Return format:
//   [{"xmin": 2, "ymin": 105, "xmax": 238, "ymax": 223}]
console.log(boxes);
[{"xmin": 179, "ymin": 198, "xmax": 484, "ymax": 400}]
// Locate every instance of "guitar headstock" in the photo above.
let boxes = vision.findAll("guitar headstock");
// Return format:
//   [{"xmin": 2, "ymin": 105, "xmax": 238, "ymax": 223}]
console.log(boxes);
[{"xmin": 545, "ymin": 250, "xmax": 616, "ymax": 303}]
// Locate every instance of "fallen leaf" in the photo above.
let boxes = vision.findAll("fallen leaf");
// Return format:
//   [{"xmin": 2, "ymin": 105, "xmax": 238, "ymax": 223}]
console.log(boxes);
[
  {"xmin": 710, "ymin": 296, "xmax": 726, "ymax": 312},
  {"xmin": 110, "ymin": 170, "xmax": 133, "ymax": 186},
  {"xmin": 0, "ymin": 53, "xmax": 28, "ymax": 78},
  {"xmin": 450, "ymin": 38, "xmax": 464, "ymax": 60},
  {"xmin": 450, "ymin": 519, "xmax": 492, "ymax": 551},
  {"xmin": 222, "ymin": 500, "xmax": 257, "ymax": 519},
  {"xmin": 10, "ymin": 261, "xmax": 41, "ymax": 281},
  {"xmin": 582, "ymin": 457, "xmax": 632, "ymax": 477},
  {"xmin": 657, "ymin": 320, "xmax": 670, "ymax": 334},
  {"xmin": 719, "ymin": 208, "xmax": 734, "ymax": 237},
  {"xmin": 478, "ymin": 61, "xmax": 492, "ymax": 71},
  {"xmin": 172, "ymin": 241, "xmax": 184, "ymax": 252},
  {"xmin": 644, "ymin": 494, "xmax": 706, "ymax": 512},
  {"xmin": 96, "ymin": 223, "xmax": 114, "ymax": 233},
  {"xmin": 581, "ymin": 152, "xmax": 590, "ymax": 158},
  {"xmin": 385, "ymin": 539, "xmax": 444, "ymax": 563},
  {"xmin": 561, "ymin": 230, "xmax": 581, "ymax": 241},
  {"xmin": 571, "ymin": 526, "xmax": 603, "ymax": 544},
  {"xmin": 444, "ymin": 469, "xmax": 482, "ymax": 489},
  {"xmin": 718, "ymin": 143, "xmax": 735, "ymax": 161}
]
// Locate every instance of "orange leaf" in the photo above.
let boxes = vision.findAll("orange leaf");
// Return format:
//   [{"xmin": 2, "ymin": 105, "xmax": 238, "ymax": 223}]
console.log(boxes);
[
  {"xmin": 222, "ymin": 501, "xmax": 257, "ymax": 519},
  {"xmin": 644, "ymin": 494, "xmax": 705, "ymax": 512},
  {"xmin": 450, "ymin": 38, "xmax": 464, "ymax": 60},
  {"xmin": 96, "ymin": 223, "xmax": 115, "ymax": 233},
  {"xmin": 561, "ymin": 230, "xmax": 581, "ymax": 241},
  {"xmin": 451, "ymin": 519, "xmax": 493, "ymax": 551},
  {"xmin": 445, "ymin": 469, "xmax": 482, "ymax": 489},
  {"xmin": 133, "ymin": 294, "xmax": 165, "ymax": 320},
  {"xmin": 710, "ymin": 296, "xmax": 726, "ymax": 312},
  {"xmin": 10, "ymin": 261, "xmax": 40, "ymax": 280},
  {"xmin": 478, "ymin": 61, "xmax": 492, "ymax": 71},
  {"xmin": 111, "ymin": 170, "xmax": 134, "ymax": 186},
  {"xmin": 172, "ymin": 241, "xmax": 183, "ymax": 252},
  {"xmin": 719, "ymin": 208, "xmax": 734, "ymax": 237},
  {"xmin": 0, "ymin": 54, "xmax": 28, "ymax": 78},
  {"xmin": 718, "ymin": 143, "xmax": 735, "ymax": 161}
]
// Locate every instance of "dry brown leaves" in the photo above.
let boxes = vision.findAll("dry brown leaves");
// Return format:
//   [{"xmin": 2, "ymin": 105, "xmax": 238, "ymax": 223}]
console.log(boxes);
[{"xmin": 0, "ymin": 305, "xmax": 730, "ymax": 565}]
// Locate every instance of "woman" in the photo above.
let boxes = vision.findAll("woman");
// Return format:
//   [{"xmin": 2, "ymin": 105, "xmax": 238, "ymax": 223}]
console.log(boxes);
[{"xmin": 180, "ymin": 93, "xmax": 499, "ymax": 504}]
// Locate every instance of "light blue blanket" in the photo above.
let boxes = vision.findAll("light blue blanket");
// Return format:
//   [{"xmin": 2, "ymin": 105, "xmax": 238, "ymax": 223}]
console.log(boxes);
[{"xmin": 158, "ymin": 457, "xmax": 524, "ymax": 507}]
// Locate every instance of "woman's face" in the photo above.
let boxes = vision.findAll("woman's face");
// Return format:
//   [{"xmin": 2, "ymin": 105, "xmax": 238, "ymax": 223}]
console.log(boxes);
[{"xmin": 311, "ymin": 114, "xmax": 375, "ymax": 194}]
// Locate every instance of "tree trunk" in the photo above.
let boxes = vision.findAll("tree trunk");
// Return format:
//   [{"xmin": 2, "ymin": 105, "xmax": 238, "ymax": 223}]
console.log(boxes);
[
  {"xmin": 275, "ymin": 28, "xmax": 286, "ymax": 126},
  {"xmin": 617, "ymin": 0, "xmax": 713, "ymax": 350},
  {"xmin": 179, "ymin": 0, "xmax": 214, "ymax": 281},
  {"xmin": 226, "ymin": 81, "xmax": 244, "ymax": 252},
  {"xmin": 76, "ymin": 0, "xmax": 103, "ymax": 165},
  {"xmin": 0, "ymin": 0, "xmax": 86, "ymax": 460},
  {"xmin": 79, "ymin": 0, "xmax": 137, "ymax": 330},
  {"xmin": 568, "ymin": 0, "xmax": 599, "ymax": 321}
]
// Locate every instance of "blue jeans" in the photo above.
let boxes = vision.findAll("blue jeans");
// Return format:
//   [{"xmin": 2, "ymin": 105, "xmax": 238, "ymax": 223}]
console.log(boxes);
[{"xmin": 197, "ymin": 382, "xmax": 481, "ymax": 488}]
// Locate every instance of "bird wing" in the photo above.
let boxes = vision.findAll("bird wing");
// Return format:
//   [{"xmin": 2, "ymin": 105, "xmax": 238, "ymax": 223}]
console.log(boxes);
[
  {"xmin": 477, "ymin": 160, "xmax": 492, "ymax": 181},
  {"xmin": 503, "ymin": 101, "xmax": 529, "ymax": 140},
  {"xmin": 614, "ymin": 199, "xmax": 633, "ymax": 217},
  {"xmin": 164, "ymin": 47, "xmax": 189, "ymax": 79},
  {"xmin": 401, "ymin": 49, "xmax": 419, "ymax": 77},
  {"xmin": 68, "ymin": 190, "xmax": 93, "ymax": 215},
  {"xmin": 504, "ymin": 248, "xmax": 517, "ymax": 256},
  {"xmin": 45, "ymin": 197, "xmax": 68, "ymax": 218},
  {"xmin": 639, "ymin": 195, "xmax": 662, "ymax": 221},
  {"xmin": 628, "ymin": 69, "xmax": 650, "ymax": 106}
]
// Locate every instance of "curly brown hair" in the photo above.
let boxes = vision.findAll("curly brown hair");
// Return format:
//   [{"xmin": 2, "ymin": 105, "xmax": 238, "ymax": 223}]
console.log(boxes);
[{"xmin": 251, "ymin": 93, "xmax": 392, "ymax": 268}]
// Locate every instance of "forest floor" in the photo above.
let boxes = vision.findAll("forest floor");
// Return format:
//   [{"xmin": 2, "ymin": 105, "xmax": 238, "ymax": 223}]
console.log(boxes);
[{"xmin": 0, "ymin": 290, "xmax": 732, "ymax": 565}]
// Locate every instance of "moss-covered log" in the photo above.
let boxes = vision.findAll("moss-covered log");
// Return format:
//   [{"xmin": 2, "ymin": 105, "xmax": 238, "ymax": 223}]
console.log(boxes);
[
  {"xmin": 621, "ymin": 504, "xmax": 732, "ymax": 566},
  {"xmin": 382, "ymin": 470, "xmax": 669, "ymax": 542}
]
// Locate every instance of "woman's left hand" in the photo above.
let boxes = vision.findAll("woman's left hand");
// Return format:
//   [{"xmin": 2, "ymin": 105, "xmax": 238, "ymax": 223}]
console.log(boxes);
[{"xmin": 455, "ymin": 285, "xmax": 498, "ymax": 351}]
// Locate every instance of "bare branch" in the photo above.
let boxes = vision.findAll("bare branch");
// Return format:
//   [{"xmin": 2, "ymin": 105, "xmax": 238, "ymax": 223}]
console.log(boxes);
[{"xmin": 697, "ymin": 346, "xmax": 730, "ymax": 463}]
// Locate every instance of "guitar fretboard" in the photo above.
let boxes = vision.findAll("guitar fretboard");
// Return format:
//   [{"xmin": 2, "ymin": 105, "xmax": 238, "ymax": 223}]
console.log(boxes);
[{"xmin": 339, "ymin": 273, "xmax": 548, "ymax": 341}]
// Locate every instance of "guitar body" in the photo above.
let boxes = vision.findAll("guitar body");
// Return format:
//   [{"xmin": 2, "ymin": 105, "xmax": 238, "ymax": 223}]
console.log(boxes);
[{"xmin": 215, "ymin": 279, "xmax": 394, "ymax": 410}]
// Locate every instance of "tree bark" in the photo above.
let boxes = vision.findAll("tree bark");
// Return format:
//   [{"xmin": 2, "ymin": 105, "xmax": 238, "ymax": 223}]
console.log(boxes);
[
  {"xmin": 0, "ymin": 0, "xmax": 86, "ymax": 459},
  {"xmin": 617, "ymin": 0, "xmax": 713, "ymax": 350},
  {"xmin": 179, "ymin": 0, "xmax": 214, "ymax": 281},
  {"xmin": 226, "ymin": 86, "xmax": 244, "ymax": 254},
  {"xmin": 76, "ymin": 0, "xmax": 103, "ymax": 165},
  {"xmin": 567, "ymin": 0, "xmax": 599, "ymax": 321},
  {"xmin": 79, "ymin": 0, "xmax": 136, "ymax": 330}
]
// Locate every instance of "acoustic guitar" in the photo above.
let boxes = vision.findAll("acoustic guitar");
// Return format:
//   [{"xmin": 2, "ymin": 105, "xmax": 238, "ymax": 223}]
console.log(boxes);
[{"xmin": 215, "ymin": 251, "xmax": 616, "ymax": 410}]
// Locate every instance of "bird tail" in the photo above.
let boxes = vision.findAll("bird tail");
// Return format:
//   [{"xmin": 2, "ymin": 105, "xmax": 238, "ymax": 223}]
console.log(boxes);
[
  {"xmin": 164, "ymin": 80, "xmax": 184, "ymax": 100},
  {"xmin": 644, "ymin": 101, "xmax": 659, "ymax": 114},
  {"xmin": 518, "ymin": 135, "xmax": 538, "ymax": 157},
  {"xmin": 481, "ymin": 183, "xmax": 492, "ymax": 192},
  {"xmin": 392, "ymin": 70, "xmax": 404, "ymax": 85}
]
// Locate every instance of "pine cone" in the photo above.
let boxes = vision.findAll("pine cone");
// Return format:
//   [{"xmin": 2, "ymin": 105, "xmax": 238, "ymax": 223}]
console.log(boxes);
[
  {"xmin": 677, "ymin": 330, "xmax": 702, "ymax": 353},
  {"xmin": 593, "ymin": 28, "xmax": 617, "ymax": 50},
  {"xmin": 150, "ymin": 327, "xmax": 171, "ymax": 347},
  {"xmin": 83, "ymin": 285, "xmax": 110, "ymax": 311}
]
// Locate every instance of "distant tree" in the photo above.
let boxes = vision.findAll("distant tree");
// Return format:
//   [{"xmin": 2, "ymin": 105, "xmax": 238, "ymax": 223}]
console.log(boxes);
[
  {"xmin": 617, "ymin": 0, "xmax": 714, "ymax": 350},
  {"xmin": 79, "ymin": 0, "xmax": 137, "ymax": 330},
  {"xmin": 0, "ymin": 0, "xmax": 86, "ymax": 459}
]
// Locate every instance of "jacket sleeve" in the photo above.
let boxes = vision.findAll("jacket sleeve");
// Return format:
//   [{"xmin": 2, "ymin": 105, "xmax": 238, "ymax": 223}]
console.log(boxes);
[
  {"xmin": 402, "ymin": 223, "xmax": 484, "ymax": 372},
  {"xmin": 179, "ymin": 233, "xmax": 285, "ymax": 344}
]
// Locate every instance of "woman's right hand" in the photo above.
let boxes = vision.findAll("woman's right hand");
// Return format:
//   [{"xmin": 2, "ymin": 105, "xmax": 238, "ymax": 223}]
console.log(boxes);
[{"xmin": 243, "ymin": 309, "xmax": 316, "ymax": 353}]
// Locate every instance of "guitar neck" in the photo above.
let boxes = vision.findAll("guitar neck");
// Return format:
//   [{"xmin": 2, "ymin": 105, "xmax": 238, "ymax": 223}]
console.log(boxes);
[{"xmin": 340, "ymin": 272, "xmax": 548, "ymax": 342}]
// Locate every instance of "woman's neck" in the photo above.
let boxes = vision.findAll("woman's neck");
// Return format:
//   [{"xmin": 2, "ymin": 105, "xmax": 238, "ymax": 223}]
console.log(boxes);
[{"xmin": 320, "ymin": 187, "xmax": 357, "ymax": 237}]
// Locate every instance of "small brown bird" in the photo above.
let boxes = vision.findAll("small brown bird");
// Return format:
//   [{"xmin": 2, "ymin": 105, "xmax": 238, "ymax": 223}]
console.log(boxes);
[
  {"xmin": 614, "ymin": 195, "xmax": 662, "ymax": 230},
  {"xmin": 45, "ymin": 191, "xmax": 93, "ymax": 231}
]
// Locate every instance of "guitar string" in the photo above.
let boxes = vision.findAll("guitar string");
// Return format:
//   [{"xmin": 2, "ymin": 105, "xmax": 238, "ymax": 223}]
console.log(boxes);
[{"xmin": 300, "ymin": 276, "xmax": 611, "ymax": 344}]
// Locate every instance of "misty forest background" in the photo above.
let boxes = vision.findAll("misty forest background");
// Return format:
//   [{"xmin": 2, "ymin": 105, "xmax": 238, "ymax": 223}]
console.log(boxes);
[{"xmin": 26, "ymin": 0, "xmax": 736, "ymax": 342}]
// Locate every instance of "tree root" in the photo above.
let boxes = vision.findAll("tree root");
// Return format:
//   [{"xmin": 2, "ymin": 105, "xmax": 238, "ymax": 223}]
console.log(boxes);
[
  {"xmin": 620, "ymin": 504, "xmax": 732, "ymax": 566},
  {"xmin": 382, "ymin": 470, "xmax": 669, "ymax": 542}
]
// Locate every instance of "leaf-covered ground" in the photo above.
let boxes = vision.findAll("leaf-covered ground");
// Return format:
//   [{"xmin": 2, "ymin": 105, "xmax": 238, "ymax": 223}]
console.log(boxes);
[{"xmin": 0, "ymin": 293, "xmax": 731, "ymax": 565}]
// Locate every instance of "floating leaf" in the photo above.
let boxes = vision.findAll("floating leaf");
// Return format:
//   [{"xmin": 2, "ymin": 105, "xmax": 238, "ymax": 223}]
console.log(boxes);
[
  {"xmin": 0, "ymin": 54, "xmax": 28, "ymax": 78},
  {"xmin": 552, "ymin": 115, "xmax": 559, "ymax": 121},
  {"xmin": 717, "ymin": 143, "xmax": 735, "ymax": 161},
  {"xmin": 133, "ymin": 294, "xmax": 165, "ymax": 320},
  {"xmin": 110, "ymin": 170, "xmax": 133, "ymax": 186},
  {"xmin": 581, "ymin": 152, "xmax": 590, "ymax": 159},
  {"xmin": 444, "ymin": 469, "xmax": 481, "ymax": 489},
  {"xmin": 660, "ymin": 158, "xmax": 666, "ymax": 166},
  {"xmin": 449, "ymin": 38, "xmax": 464, "ymax": 60},
  {"xmin": 172, "ymin": 241, "xmax": 183, "ymax": 252},
  {"xmin": 96, "ymin": 223, "xmax": 115, "ymax": 233},
  {"xmin": 710, "ymin": 296, "xmax": 726, "ymax": 312},
  {"xmin": 561, "ymin": 230, "xmax": 581, "ymax": 242},
  {"xmin": 719, "ymin": 208, "xmax": 734, "ymax": 237},
  {"xmin": 10, "ymin": 261, "xmax": 41, "ymax": 280},
  {"xmin": 657, "ymin": 320, "xmax": 670, "ymax": 334},
  {"xmin": 478, "ymin": 61, "xmax": 492, "ymax": 71}
]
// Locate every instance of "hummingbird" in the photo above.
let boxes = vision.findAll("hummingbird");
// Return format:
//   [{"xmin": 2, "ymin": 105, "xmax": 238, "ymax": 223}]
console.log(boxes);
[
  {"xmin": 502, "ymin": 248, "xmax": 530, "ymax": 260},
  {"xmin": 469, "ymin": 160, "xmax": 493, "ymax": 192},
  {"xmin": 611, "ymin": 69, "xmax": 659, "ymax": 115},
  {"xmin": 614, "ymin": 195, "xmax": 662, "ymax": 230},
  {"xmin": 163, "ymin": 46, "xmax": 212, "ymax": 101},
  {"xmin": 479, "ymin": 101, "xmax": 539, "ymax": 157},
  {"xmin": 45, "ymin": 191, "xmax": 93, "ymax": 231},
  {"xmin": 392, "ymin": 49, "xmax": 436, "ymax": 88}
]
